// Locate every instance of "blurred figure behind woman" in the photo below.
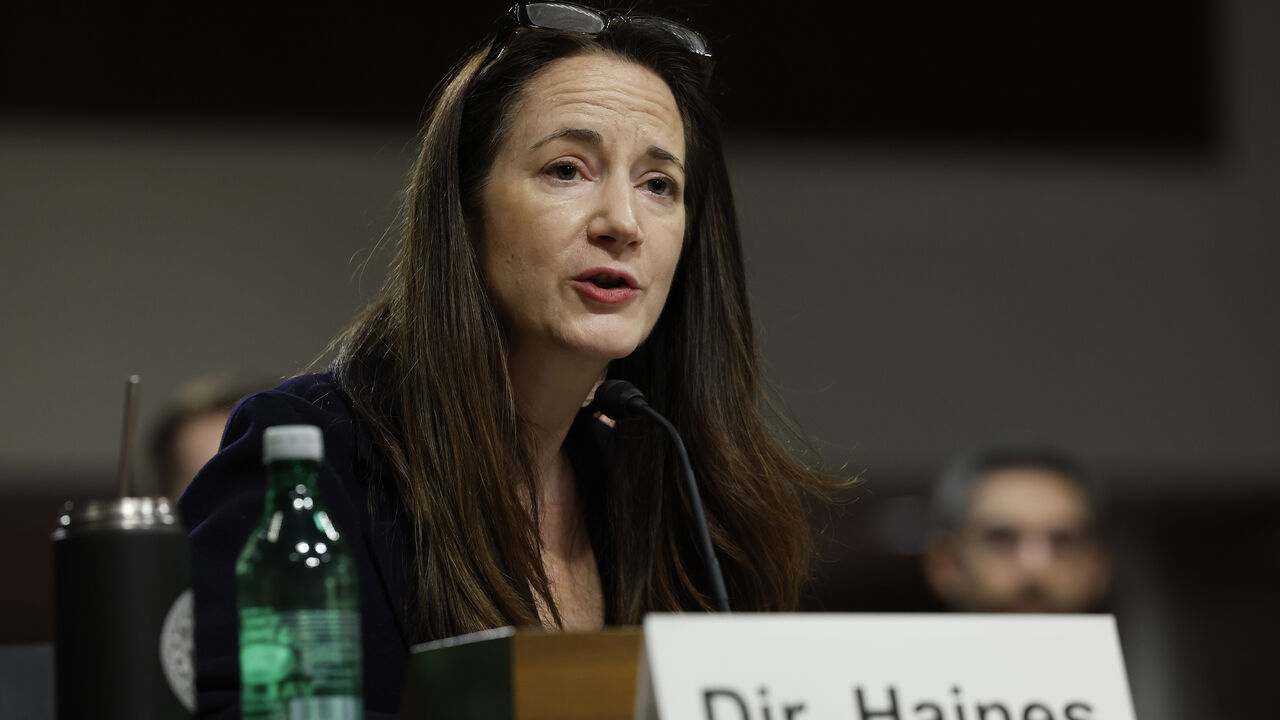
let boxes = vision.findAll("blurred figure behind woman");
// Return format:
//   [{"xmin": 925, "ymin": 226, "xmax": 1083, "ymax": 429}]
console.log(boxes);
[{"xmin": 149, "ymin": 374, "xmax": 271, "ymax": 501}]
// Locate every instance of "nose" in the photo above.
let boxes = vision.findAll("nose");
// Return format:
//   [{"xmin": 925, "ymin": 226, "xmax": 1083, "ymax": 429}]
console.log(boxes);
[
  {"xmin": 1016, "ymin": 535, "xmax": 1055, "ymax": 573},
  {"xmin": 587, "ymin": 175, "xmax": 641, "ymax": 249}
]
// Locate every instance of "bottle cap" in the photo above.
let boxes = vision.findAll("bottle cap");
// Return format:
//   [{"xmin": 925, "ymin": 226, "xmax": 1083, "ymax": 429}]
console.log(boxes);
[{"xmin": 263, "ymin": 425, "xmax": 324, "ymax": 463}]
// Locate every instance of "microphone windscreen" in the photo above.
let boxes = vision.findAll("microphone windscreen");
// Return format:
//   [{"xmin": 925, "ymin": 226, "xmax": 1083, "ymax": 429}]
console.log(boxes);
[{"xmin": 593, "ymin": 380, "xmax": 648, "ymax": 419}]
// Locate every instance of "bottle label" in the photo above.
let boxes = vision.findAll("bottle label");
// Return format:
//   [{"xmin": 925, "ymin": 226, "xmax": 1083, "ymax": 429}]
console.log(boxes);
[
  {"xmin": 289, "ymin": 697, "xmax": 363, "ymax": 720},
  {"xmin": 240, "ymin": 607, "xmax": 362, "ymax": 719}
]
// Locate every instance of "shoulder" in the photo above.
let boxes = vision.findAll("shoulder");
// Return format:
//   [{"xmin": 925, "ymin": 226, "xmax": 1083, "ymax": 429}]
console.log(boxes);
[
  {"xmin": 222, "ymin": 371, "xmax": 372, "ymax": 480},
  {"xmin": 215, "ymin": 372, "xmax": 371, "ymax": 463},
  {"xmin": 230, "ymin": 372, "xmax": 355, "ymax": 430},
  {"xmin": 178, "ymin": 372, "xmax": 370, "ymax": 527}
]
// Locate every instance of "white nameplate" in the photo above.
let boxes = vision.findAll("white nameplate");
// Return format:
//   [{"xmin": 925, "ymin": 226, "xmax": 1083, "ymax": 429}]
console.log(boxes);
[{"xmin": 636, "ymin": 614, "xmax": 1137, "ymax": 720}]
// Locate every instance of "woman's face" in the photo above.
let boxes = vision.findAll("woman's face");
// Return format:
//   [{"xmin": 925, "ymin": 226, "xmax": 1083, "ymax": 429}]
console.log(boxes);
[{"xmin": 478, "ymin": 53, "xmax": 686, "ymax": 364}]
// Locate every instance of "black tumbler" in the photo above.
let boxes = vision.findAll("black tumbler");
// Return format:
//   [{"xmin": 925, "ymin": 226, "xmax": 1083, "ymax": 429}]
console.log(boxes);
[{"xmin": 52, "ymin": 497, "xmax": 194, "ymax": 719}]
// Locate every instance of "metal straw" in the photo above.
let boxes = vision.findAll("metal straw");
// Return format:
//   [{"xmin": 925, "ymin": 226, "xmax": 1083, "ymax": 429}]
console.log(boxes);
[{"xmin": 116, "ymin": 375, "xmax": 141, "ymax": 498}]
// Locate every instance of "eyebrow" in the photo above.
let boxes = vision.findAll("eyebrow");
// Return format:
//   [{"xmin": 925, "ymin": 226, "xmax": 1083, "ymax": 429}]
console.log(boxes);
[
  {"xmin": 530, "ymin": 127, "xmax": 685, "ymax": 174},
  {"xmin": 646, "ymin": 145, "xmax": 685, "ymax": 174},
  {"xmin": 531, "ymin": 127, "xmax": 602, "ymax": 150}
]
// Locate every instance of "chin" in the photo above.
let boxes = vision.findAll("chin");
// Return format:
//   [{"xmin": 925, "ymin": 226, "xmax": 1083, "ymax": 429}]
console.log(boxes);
[
  {"xmin": 578, "ymin": 339, "xmax": 642, "ymax": 361},
  {"xmin": 559, "ymin": 321, "xmax": 649, "ymax": 361},
  {"xmin": 565, "ymin": 335, "xmax": 644, "ymax": 362}
]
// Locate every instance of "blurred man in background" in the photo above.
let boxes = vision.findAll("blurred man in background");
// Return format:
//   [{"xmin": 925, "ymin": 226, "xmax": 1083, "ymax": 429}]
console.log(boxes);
[
  {"xmin": 922, "ymin": 446, "xmax": 1111, "ymax": 613},
  {"xmin": 149, "ymin": 374, "xmax": 270, "ymax": 501}
]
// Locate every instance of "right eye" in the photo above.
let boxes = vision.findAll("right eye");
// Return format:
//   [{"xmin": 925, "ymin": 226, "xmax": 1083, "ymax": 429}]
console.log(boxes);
[{"xmin": 549, "ymin": 163, "xmax": 581, "ymax": 181}]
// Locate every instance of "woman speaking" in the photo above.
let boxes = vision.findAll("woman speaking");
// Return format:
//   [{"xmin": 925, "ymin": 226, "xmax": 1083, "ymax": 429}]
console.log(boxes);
[{"xmin": 180, "ymin": 2, "xmax": 833, "ymax": 716}]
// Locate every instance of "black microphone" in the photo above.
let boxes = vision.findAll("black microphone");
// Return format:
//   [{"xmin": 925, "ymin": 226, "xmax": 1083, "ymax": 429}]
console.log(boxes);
[{"xmin": 593, "ymin": 380, "xmax": 731, "ymax": 613}]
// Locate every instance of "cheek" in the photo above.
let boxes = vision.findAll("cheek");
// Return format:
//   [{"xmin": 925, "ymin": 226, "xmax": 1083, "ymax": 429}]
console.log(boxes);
[
  {"xmin": 482, "ymin": 203, "xmax": 577, "ymax": 327},
  {"xmin": 962, "ymin": 548, "xmax": 1009, "ymax": 579},
  {"xmin": 488, "ymin": 190, "xmax": 577, "ymax": 263},
  {"xmin": 653, "ymin": 217, "xmax": 686, "ymax": 284},
  {"xmin": 482, "ymin": 196, "xmax": 537, "ymax": 277}
]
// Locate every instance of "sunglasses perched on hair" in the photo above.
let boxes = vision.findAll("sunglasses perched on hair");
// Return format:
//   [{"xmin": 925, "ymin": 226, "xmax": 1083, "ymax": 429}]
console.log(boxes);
[{"xmin": 484, "ymin": 1, "xmax": 713, "ymax": 65}]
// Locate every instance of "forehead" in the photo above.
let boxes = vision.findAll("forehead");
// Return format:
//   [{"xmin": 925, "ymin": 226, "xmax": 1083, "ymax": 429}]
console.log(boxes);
[
  {"xmin": 506, "ymin": 53, "xmax": 684, "ymax": 153},
  {"xmin": 965, "ymin": 467, "xmax": 1091, "ymax": 528}
]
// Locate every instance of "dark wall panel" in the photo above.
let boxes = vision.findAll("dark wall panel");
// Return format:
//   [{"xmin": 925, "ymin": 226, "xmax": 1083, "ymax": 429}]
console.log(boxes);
[{"xmin": 3, "ymin": 1, "xmax": 1213, "ymax": 148}]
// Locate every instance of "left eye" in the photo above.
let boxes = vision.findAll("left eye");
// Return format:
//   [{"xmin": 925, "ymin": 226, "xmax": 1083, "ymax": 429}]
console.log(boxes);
[{"xmin": 646, "ymin": 177, "xmax": 671, "ymax": 195}]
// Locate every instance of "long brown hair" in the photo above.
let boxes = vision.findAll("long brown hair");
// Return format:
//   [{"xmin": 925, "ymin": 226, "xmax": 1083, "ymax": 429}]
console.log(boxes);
[{"xmin": 330, "ymin": 18, "xmax": 830, "ymax": 641}]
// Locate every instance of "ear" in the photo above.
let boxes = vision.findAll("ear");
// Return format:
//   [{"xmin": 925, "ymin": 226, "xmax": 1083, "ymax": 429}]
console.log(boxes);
[{"xmin": 922, "ymin": 530, "xmax": 963, "ymax": 606}]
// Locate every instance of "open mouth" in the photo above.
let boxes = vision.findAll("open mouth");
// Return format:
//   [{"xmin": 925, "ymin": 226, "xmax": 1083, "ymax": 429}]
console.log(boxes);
[
  {"xmin": 575, "ymin": 268, "xmax": 638, "ymax": 289},
  {"xmin": 588, "ymin": 273, "xmax": 629, "ymax": 289},
  {"xmin": 571, "ymin": 268, "xmax": 639, "ymax": 305}
]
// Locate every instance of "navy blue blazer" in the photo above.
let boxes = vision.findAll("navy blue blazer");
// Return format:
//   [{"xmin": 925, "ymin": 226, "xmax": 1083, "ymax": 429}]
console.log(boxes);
[{"xmin": 179, "ymin": 373, "xmax": 613, "ymax": 719}]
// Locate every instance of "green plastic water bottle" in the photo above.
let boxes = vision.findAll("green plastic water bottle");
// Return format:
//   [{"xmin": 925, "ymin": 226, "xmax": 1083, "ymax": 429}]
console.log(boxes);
[{"xmin": 236, "ymin": 424, "xmax": 362, "ymax": 719}]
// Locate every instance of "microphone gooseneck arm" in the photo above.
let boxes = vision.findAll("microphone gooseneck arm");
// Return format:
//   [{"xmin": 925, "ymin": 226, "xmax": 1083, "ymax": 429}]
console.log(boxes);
[
  {"xmin": 594, "ymin": 380, "xmax": 731, "ymax": 613},
  {"xmin": 639, "ymin": 404, "xmax": 731, "ymax": 613}
]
